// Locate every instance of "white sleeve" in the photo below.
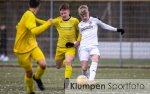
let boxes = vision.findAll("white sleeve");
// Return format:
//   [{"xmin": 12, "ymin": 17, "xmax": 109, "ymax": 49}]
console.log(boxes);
[{"xmin": 96, "ymin": 18, "xmax": 117, "ymax": 31}]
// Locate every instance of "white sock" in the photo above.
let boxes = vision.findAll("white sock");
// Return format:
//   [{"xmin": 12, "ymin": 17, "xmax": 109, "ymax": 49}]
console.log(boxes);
[{"xmin": 89, "ymin": 62, "xmax": 98, "ymax": 81}]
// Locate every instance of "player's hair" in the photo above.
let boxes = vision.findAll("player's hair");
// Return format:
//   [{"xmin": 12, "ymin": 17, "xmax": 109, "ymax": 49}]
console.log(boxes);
[
  {"xmin": 29, "ymin": 0, "xmax": 40, "ymax": 8},
  {"xmin": 59, "ymin": 3, "xmax": 70, "ymax": 11},
  {"xmin": 78, "ymin": 5, "xmax": 89, "ymax": 16}
]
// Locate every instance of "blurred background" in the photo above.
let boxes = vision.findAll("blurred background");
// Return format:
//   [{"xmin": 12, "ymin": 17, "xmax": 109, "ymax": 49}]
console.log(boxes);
[
  {"xmin": 0, "ymin": 0, "xmax": 150, "ymax": 67},
  {"xmin": 0, "ymin": 0, "xmax": 150, "ymax": 93}
]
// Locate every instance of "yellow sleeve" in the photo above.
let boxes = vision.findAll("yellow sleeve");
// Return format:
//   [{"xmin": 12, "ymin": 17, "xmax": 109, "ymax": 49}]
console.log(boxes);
[
  {"xmin": 36, "ymin": 18, "xmax": 46, "ymax": 24},
  {"xmin": 25, "ymin": 14, "xmax": 51, "ymax": 35},
  {"xmin": 77, "ymin": 33, "xmax": 82, "ymax": 41},
  {"xmin": 31, "ymin": 20, "xmax": 51, "ymax": 35},
  {"xmin": 75, "ymin": 18, "xmax": 79, "ymax": 31},
  {"xmin": 75, "ymin": 18, "xmax": 81, "ymax": 41},
  {"xmin": 25, "ymin": 13, "xmax": 36, "ymax": 30}
]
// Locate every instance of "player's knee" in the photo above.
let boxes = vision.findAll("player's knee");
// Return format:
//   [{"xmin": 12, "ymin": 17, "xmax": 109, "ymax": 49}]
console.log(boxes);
[
  {"xmin": 66, "ymin": 59, "xmax": 73, "ymax": 66},
  {"xmin": 66, "ymin": 56, "xmax": 74, "ymax": 65},
  {"xmin": 66, "ymin": 62, "xmax": 72, "ymax": 66},
  {"xmin": 26, "ymin": 71, "xmax": 33, "ymax": 78},
  {"xmin": 91, "ymin": 55, "xmax": 99, "ymax": 62},
  {"xmin": 40, "ymin": 63, "xmax": 46, "ymax": 69},
  {"xmin": 38, "ymin": 60, "xmax": 46, "ymax": 69}
]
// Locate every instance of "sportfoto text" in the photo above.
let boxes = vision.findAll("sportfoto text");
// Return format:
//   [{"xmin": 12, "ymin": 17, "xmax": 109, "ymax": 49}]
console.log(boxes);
[{"xmin": 70, "ymin": 82, "xmax": 145, "ymax": 91}]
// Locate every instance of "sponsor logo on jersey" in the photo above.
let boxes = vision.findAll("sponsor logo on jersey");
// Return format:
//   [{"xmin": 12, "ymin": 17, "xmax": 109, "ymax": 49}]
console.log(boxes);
[{"xmin": 81, "ymin": 25, "xmax": 93, "ymax": 32}]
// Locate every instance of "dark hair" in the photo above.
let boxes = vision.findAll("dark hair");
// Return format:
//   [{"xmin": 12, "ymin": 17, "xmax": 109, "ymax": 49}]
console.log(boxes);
[
  {"xmin": 59, "ymin": 3, "xmax": 70, "ymax": 11},
  {"xmin": 29, "ymin": 0, "xmax": 40, "ymax": 8}
]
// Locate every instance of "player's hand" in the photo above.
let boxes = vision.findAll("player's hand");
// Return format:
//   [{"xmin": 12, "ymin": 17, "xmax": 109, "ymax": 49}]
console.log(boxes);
[
  {"xmin": 49, "ymin": 18, "xmax": 53, "ymax": 23},
  {"xmin": 65, "ymin": 42, "xmax": 74, "ymax": 48},
  {"xmin": 74, "ymin": 41, "xmax": 80, "ymax": 47},
  {"xmin": 117, "ymin": 28, "xmax": 125, "ymax": 35}
]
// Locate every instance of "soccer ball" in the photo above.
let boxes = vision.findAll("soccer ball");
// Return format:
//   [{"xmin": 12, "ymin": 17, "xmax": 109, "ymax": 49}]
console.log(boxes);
[{"xmin": 76, "ymin": 75, "xmax": 88, "ymax": 85}]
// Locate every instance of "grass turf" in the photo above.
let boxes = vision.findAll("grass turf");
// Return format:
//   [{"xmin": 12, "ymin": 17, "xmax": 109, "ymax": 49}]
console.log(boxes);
[
  {"xmin": 0, "ymin": 67, "xmax": 150, "ymax": 94},
  {"xmin": 0, "ymin": 59, "xmax": 150, "ymax": 65}
]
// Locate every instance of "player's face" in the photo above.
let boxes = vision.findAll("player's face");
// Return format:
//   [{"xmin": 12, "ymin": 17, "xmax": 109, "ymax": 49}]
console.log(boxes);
[
  {"xmin": 60, "ymin": 9, "xmax": 70, "ymax": 20},
  {"xmin": 81, "ymin": 13, "xmax": 89, "ymax": 22}
]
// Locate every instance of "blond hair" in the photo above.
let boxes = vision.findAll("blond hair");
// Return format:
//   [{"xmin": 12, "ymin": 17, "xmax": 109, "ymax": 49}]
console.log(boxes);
[{"xmin": 78, "ymin": 5, "xmax": 89, "ymax": 16}]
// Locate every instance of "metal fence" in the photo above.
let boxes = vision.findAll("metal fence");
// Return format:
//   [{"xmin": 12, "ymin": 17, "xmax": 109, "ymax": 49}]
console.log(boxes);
[{"xmin": 0, "ymin": 0, "xmax": 150, "ymax": 62}]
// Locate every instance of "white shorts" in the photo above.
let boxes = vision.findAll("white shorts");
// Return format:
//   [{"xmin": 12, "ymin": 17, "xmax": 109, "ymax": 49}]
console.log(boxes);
[{"xmin": 78, "ymin": 45, "xmax": 100, "ymax": 61}]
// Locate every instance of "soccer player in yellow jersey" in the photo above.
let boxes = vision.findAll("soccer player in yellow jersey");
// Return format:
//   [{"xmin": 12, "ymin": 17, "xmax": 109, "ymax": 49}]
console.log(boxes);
[
  {"xmin": 13, "ymin": 0, "xmax": 51, "ymax": 94},
  {"xmin": 49, "ymin": 3, "xmax": 80, "ymax": 88}
]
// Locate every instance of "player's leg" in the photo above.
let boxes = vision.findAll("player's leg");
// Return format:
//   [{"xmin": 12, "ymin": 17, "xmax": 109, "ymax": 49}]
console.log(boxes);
[
  {"xmin": 62, "ymin": 59, "xmax": 66, "ymax": 67},
  {"xmin": 89, "ymin": 55, "xmax": 99, "ymax": 82},
  {"xmin": 17, "ymin": 53, "xmax": 34, "ymax": 94},
  {"xmin": 64, "ymin": 47, "xmax": 75, "ymax": 88},
  {"xmin": 89, "ymin": 46, "xmax": 100, "ymax": 83},
  {"xmin": 55, "ymin": 47, "xmax": 65, "ymax": 69},
  {"xmin": 31, "ymin": 47, "xmax": 46, "ymax": 91},
  {"xmin": 81, "ymin": 61, "xmax": 89, "ymax": 77},
  {"xmin": 65, "ymin": 55, "xmax": 74, "ymax": 79},
  {"xmin": 25, "ymin": 71, "xmax": 34, "ymax": 94},
  {"xmin": 78, "ymin": 47, "xmax": 89, "ymax": 78},
  {"xmin": 65, "ymin": 47, "xmax": 76, "ymax": 79},
  {"xmin": 55, "ymin": 47, "xmax": 70, "ymax": 88},
  {"xmin": 56, "ymin": 59, "xmax": 64, "ymax": 69},
  {"xmin": 64, "ymin": 55, "xmax": 74, "ymax": 88}
]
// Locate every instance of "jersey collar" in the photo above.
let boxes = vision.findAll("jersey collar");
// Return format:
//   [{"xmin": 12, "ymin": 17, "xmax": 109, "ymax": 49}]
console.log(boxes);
[{"xmin": 63, "ymin": 15, "xmax": 71, "ymax": 21}]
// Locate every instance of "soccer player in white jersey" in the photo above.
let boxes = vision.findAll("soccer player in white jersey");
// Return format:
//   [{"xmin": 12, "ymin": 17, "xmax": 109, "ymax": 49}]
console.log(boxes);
[{"xmin": 78, "ymin": 5, "xmax": 124, "ymax": 84}]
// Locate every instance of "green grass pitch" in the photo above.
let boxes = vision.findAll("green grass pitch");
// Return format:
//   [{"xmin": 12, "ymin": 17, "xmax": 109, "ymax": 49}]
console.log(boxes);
[{"xmin": 0, "ymin": 66, "xmax": 150, "ymax": 94}]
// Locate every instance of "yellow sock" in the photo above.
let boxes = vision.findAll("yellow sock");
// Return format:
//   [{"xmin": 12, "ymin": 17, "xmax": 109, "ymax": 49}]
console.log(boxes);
[
  {"xmin": 24, "ymin": 76, "xmax": 34, "ymax": 94},
  {"xmin": 65, "ymin": 66, "xmax": 72, "ymax": 79},
  {"xmin": 34, "ymin": 65, "xmax": 46, "ymax": 79}
]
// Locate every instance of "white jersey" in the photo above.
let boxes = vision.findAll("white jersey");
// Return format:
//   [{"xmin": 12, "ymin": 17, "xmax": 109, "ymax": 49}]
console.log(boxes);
[{"xmin": 78, "ymin": 16, "xmax": 117, "ymax": 47}]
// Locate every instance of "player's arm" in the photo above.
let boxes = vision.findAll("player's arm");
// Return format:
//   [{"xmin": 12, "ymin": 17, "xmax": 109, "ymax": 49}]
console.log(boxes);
[
  {"xmin": 77, "ymin": 33, "xmax": 81, "ymax": 42},
  {"xmin": 75, "ymin": 18, "xmax": 81, "ymax": 47},
  {"xmin": 36, "ymin": 18, "xmax": 46, "ymax": 24},
  {"xmin": 25, "ymin": 15, "xmax": 52, "ymax": 35},
  {"xmin": 96, "ymin": 18, "xmax": 124, "ymax": 35},
  {"xmin": 73, "ymin": 33, "xmax": 81, "ymax": 47},
  {"xmin": 76, "ymin": 18, "xmax": 81, "ymax": 42},
  {"xmin": 96, "ymin": 18, "xmax": 117, "ymax": 31},
  {"xmin": 48, "ymin": 18, "xmax": 58, "ymax": 27},
  {"xmin": 36, "ymin": 15, "xmax": 57, "ymax": 25}
]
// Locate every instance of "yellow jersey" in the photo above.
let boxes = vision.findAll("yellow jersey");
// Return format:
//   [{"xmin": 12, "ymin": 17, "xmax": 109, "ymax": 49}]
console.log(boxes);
[
  {"xmin": 51, "ymin": 16, "xmax": 80, "ymax": 47},
  {"xmin": 14, "ymin": 10, "xmax": 51, "ymax": 53}
]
